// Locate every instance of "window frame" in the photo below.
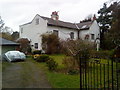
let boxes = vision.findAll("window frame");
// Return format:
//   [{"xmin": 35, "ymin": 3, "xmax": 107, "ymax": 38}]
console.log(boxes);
[
  {"xmin": 53, "ymin": 30, "xmax": 59, "ymax": 37},
  {"xmin": 70, "ymin": 32, "xmax": 74, "ymax": 39},
  {"xmin": 34, "ymin": 43, "xmax": 38, "ymax": 49},
  {"xmin": 35, "ymin": 18, "xmax": 39, "ymax": 25},
  {"xmin": 91, "ymin": 34, "xmax": 95, "ymax": 40}
]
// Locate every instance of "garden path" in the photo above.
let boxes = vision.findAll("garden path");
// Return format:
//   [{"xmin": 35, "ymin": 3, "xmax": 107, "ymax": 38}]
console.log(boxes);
[{"xmin": 2, "ymin": 58, "xmax": 51, "ymax": 88}]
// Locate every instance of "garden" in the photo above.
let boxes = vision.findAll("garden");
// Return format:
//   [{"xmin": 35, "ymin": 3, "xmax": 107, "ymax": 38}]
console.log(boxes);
[
  {"xmin": 16, "ymin": 31, "xmax": 120, "ymax": 88},
  {"xmin": 30, "ymin": 36, "xmax": 120, "ymax": 89}
]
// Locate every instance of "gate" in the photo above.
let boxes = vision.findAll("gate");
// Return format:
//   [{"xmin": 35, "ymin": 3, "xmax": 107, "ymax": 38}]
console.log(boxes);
[{"xmin": 80, "ymin": 57, "xmax": 120, "ymax": 89}]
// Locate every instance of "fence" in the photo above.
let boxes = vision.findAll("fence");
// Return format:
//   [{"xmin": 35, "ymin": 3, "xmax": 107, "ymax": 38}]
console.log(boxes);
[{"xmin": 80, "ymin": 58, "xmax": 120, "ymax": 89}]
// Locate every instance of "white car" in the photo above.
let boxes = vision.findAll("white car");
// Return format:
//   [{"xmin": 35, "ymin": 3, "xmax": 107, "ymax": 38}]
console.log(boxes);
[{"xmin": 4, "ymin": 51, "xmax": 26, "ymax": 62}]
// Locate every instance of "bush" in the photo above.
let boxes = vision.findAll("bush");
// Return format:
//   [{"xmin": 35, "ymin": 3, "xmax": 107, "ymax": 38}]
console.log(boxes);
[
  {"xmin": 36, "ymin": 55, "xmax": 50, "ymax": 62},
  {"xmin": 41, "ymin": 33, "xmax": 61, "ymax": 54},
  {"xmin": 46, "ymin": 58, "xmax": 58, "ymax": 71},
  {"xmin": 62, "ymin": 57, "xmax": 79, "ymax": 71},
  {"xmin": 90, "ymin": 50, "xmax": 111, "ymax": 59},
  {"xmin": 68, "ymin": 69, "xmax": 80, "ymax": 75},
  {"xmin": 32, "ymin": 50, "xmax": 42, "ymax": 55},
  {"xmin": 61, "ymin": 40, "xmax": 93, "ymax": 69}
]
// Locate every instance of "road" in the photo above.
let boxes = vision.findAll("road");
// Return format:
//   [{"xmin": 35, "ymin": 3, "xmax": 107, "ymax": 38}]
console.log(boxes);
[{"xmin": 2, "ymin": 58, "xmax": 51, "ymax": 88}]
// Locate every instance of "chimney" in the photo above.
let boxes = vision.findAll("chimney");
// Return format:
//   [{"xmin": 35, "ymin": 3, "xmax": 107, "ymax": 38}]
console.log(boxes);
[
  {"xmin": 93, "ymin": 14, "xmax": 96, "ymax": 21},
  {"xmin": 51, "ymin": 11, "xmax": 59, "ymax": 20}
]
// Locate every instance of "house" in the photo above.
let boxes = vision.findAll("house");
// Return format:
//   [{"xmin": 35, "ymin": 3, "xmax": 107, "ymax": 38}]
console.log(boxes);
[
  {"xmin": 0, "ymin": 37, "xmax": 20, "ymax": 55},
  {"xmin": 19, "ymin": 11, "xmax": 100, "ymax": 51}
]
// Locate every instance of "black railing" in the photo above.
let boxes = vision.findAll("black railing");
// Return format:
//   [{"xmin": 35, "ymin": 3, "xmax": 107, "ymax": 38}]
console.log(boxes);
[{"xmin": 80, "ymin": 58, "xmax": 120, "ymax": 89}]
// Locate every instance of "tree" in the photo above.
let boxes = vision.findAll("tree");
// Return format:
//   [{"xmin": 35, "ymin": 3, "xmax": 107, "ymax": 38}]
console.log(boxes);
[
  {"xmin": 0, "ymin": 16, "xmax": 5, "ymax": 32},
  {"xmin": 97, "ymin": 3, "xmax": 113, "ymax": 49},
  {"xmin": 17, "ymin": 38, "xmax": 31, "ymax": 54},
  {"xmin": 41, "ymin": 33, "xmax": 61, "ymax": 54},
  {"xmin": 11, "ymin": 31, "xmax": 19, "ymax": 41},
  {"xmin": 0, "ymin": 16, "xmax": 13, "ymax": 34},
  {"xmin": 62, "ymin": 39, "xmax": 94, "ymax": 69},
  {"xmin": 0, "ymin": 32, "xmax": 13, "ymax": 41},
  {"xmin": 104, "ymin": 2, "xmax": 120, "ymax": 49}
]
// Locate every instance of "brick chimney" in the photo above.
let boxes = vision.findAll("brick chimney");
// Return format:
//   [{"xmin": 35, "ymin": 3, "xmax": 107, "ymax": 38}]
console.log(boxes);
[{"xmin": 51, "ymin": 11, "xmax": 59, "ymax": 20}]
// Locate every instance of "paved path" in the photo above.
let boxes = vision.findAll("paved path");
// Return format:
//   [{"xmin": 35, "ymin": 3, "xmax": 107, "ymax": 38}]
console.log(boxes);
[{"xmin": 2, "ymin": 59, "xmax": 51, "ymax": 88}]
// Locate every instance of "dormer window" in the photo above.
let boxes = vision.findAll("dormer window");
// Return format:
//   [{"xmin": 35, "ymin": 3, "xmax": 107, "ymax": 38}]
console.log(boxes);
[
  {"xmin": 36, "ymin": 18, "xmax": 39, "ymax": 25},
  {"xmin": 81, "ymin": 25, "xmax": 87, "ymax": 29}
]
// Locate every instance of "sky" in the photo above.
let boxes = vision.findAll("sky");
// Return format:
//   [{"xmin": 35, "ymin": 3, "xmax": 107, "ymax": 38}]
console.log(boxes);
[{"xmin": 0, "ymin": 0, "xmax": 110, "ymax": 32}]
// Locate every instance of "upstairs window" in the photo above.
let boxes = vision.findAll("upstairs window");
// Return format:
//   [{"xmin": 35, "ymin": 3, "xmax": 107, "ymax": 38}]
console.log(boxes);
[
  {"xmin": 53, "ymin": 30, "xmax": 59, "ymax": 37},
  {"xmin": 21, "ymin": 28, "xmax": 23, "ymax": 33},
  {"xmin": 36, "ymin": 18, "xmax": 39, "ymax": 25},
  {"xmin": 34, "ymin": 43, "xmax": 38, "ymax": 49},
  {"xmin": 91, "ymin": 34, "xmax": 95, "ymax": 40},
  {"xmin": 70, "ymin": 32, "xmax": 74, "ymax": 39}
]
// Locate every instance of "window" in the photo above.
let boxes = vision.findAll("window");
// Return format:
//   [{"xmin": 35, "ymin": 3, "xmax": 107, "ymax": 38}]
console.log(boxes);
[
  {"xmin": 36, "ymin": 18, "xmax": 39, "ymax": 25},
  {"xmin": 91, "ymin": 34, "xmax": 95, "ymax": 40},
  {"xmin": 84, "ymin": 34, "xmax": 89, "ymax": 40},
  {"xmin": 34, "ymin": 43, "xmax": 38, "ymax": 49},
  {"xmin": 70, "ymin": 32, "xmax": 74, "ymax": 39},
  {"xmin": 53, "ymin": 30, "xmax": 59, "ymax": 37},
  {"xmin": 81, "ymin": 25, "xmax": 87, "ymax": 29},
  {"xmin": 21, "ymin": 28, "xmax": 23, "ymax": 33}
]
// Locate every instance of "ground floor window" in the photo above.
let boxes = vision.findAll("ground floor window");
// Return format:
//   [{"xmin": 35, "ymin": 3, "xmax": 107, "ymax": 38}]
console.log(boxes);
[
  {"xmin": 34, "ymin": 43, "xmax": 38, "ymax": 49},
  {"xmin": 91, "ymin": 34, "xmax": 95, "ymax": 40},
  {"xmin": 70, "ymin": 32, "xmax": 74, "ymax": 39},
  {"xmin": 53, "ymin": 30, "xmax": 59, "ymax": 37}
]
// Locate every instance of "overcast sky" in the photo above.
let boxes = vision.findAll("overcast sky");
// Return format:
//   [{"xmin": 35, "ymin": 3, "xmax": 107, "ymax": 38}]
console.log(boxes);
[{"xmin": 0, "ymin": 0, "xmax": 110, "ymax": 32}]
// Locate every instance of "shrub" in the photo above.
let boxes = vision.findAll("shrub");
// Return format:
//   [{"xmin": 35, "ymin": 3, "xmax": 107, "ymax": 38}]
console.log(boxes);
[
  {"xmin": 62, "ymin": 57, "xmax": 79, "ymax": 71},
  {"xmin": 41, "ymin": 33, "xmax": 61, "ymax": 54},
  {"xmin": 61, "ymin": 40, "xmax": 93, "ymax": 69},
  {"xmin": 68, "ymin": 69, "xmax": 80, "ymax": 75},
  {"xmin": 17, "ymin": 38, "xmax": 31, "ymax": 54},
  {"xmin": 90, "ymin": 50, "xmax": 111, "ymax": 59},
  {"xmin": 36, "ymin": 55, "xmax": 49, "ymax": 62},
  {"xmin": 32, "ymin": 50, "xmax": 42, "ymax": 55},
  {"xmin": 46, "ymin": 58, "xmax": 58, "ymax": 71}
]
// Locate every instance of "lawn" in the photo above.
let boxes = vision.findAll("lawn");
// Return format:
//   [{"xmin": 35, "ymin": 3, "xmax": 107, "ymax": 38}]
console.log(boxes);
[
  {"xmin": 38, "ymin": 54, "xmax": 119, "ymax": 88},
  {"xmin": 34, "ymin": 54, "xmax": 80, "ymax": 88}
]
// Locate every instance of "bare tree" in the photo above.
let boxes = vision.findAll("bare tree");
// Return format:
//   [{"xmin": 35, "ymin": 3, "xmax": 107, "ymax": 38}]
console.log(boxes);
[
  {"xmin": 0, "ymin": 16, "xmax": 13, "ymax": 34},
  {"xmin": 0, "ymin": 16, "xmax": 5, "ymax": 32},
  {"xmin": 62, "ymin": 39, "xmax": 94, "ymax": 69}
]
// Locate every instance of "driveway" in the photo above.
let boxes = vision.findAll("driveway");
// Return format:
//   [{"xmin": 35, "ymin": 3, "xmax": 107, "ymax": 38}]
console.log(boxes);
[{"xmin": 2, "ymin": 58, "xmax": 51, "ymax": 88}]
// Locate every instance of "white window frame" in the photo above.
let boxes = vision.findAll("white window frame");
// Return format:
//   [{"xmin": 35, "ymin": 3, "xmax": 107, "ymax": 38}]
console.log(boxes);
[
  {"xmin": 70, "ymin": 32, "xmax": 74, "ymax": 39},
  {"xmin": 91, "ymin": 34, "xmax": 95, "ymax": 40},
  {"xmin": 34, "ymin": 43, "xmax": 38, "ymax": 49},
  {"xmin": 21, "ymin": 28, "xmax": 23, "ymax": 33},
  {"xmin": 53, "ymin": 30, "xmax": 59, "ymax": 37}
]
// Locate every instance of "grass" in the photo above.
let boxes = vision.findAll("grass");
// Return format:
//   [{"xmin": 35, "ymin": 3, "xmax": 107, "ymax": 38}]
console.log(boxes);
[
  {"xmin": 46, "ymin": 72, "xmax": 80, "ymax": 88},
  {"xmin": 49, "ymin": 54, "xmax": 65, "ymax": 69},
  {"xmin": 44, "ymin": 55, "xmax": 119, "ymax": 88},
  {"xmin": 33, "ymin": 54, "xmax": 80, "ymax": 88}
]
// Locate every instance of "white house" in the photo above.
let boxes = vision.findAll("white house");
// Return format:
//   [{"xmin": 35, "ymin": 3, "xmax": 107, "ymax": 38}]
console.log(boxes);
[{"xmin": 19, "ymin": 11, "xmax": 100, "ymax": 51}]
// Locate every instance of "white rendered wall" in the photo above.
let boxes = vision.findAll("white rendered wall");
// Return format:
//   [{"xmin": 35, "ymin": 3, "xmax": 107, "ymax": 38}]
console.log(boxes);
[
  {"xmin": 47, "ymin": 26, "xmax": 78, "ymax": 41},
  {"xmin": 20, "ymin": 15, "xmax": 48, "ymax": 50},
  {"xmin": 20, "ymin": 15, "xmax": 78, "ymax": 50},
  {"xmin": 79, "ymin": 20, "xmax": 100, "ymax": 42}
]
